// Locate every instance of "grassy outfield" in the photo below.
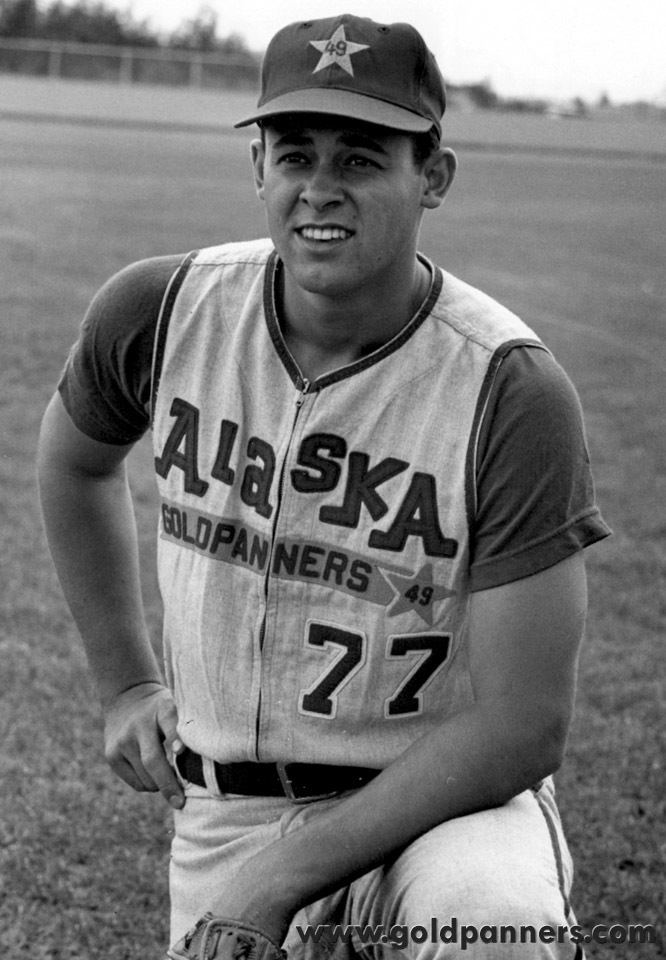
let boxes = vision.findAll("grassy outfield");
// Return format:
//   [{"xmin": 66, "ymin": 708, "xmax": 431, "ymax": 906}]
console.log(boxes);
[{"xmin": 0, "ymin": 116, "xmax": 663, "ymax": 957}]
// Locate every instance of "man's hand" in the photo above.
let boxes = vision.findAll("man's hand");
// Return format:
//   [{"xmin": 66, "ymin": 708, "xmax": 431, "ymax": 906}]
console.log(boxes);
[
  {"xmin": 103, "ymin": 681, "xmax": 185, "ymax": 809},
  {"xmin": 166, "ymin": 851, "xmax": 296, "ymax": 958},
  {"xmin": 201, "ymin": 852, "xmax": 299, "ymax": 950}
]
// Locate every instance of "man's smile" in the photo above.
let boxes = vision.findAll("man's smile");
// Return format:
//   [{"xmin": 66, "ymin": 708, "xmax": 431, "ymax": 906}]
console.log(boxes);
[{"xmin": 296, "ymin": 225, "xmax": 355, "ymax": 242}]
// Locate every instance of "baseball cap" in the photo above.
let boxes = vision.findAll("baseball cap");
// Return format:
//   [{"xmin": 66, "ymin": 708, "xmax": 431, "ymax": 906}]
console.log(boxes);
[{"xmin": 234, "ymin": 14, "xmax": 446, "ymax": 137}]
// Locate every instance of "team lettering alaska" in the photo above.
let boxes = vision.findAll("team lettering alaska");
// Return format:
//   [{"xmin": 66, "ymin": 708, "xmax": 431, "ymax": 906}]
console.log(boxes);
[{"xmin": 155, "ymin": 398, "xmax": 458, "ymax": 601}]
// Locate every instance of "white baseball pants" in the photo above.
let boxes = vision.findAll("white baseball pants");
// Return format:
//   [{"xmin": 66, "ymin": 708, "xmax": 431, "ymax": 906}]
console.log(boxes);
[{"xmin": 169, "ymin": 775, "xmax": 583, "ymax": 959}]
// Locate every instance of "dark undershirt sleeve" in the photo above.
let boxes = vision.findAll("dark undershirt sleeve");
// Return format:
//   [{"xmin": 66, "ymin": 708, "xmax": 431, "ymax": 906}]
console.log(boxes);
[
  {"xmin": 58, "ymin": 255, "xmax": 184, "ymax": 444},
  {"xmin": 469, "ymin": 345, "xmax": 611, "ymax": 591}
]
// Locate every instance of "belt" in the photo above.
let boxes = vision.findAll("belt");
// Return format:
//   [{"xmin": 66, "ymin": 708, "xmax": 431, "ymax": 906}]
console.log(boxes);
[{"xmin": 176, "ymin": 747, "xmax": 379, "ymax": 803}]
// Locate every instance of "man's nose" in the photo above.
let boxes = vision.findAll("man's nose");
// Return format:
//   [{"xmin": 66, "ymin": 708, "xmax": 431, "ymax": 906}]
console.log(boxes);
[{"xmin": 299, "ymin": 163, "xmax": 344, "ymax": 210}]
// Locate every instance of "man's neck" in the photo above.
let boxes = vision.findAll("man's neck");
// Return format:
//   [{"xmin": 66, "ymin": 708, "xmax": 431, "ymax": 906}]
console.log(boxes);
[{"xmin": 277, "ymin": 259, "xmax": 432, "ymax": 382}]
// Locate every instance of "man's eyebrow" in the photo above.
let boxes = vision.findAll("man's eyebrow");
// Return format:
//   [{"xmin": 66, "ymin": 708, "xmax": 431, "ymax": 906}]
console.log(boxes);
[
  {"xmin": 338, "ymin": 132, "xmax": 389, "ymax": 154},
  {"xmin": 272, "ymin": 132, "xmax": 312, "ymax": 148},
  {"xmin": 271, "ymin": 130, "xmax": 390, "ymax": 154}
]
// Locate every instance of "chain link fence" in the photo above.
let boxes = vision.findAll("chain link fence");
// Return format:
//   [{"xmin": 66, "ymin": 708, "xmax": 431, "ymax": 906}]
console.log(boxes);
[{"xmin": 0, "ymin": 37, "xmax": 260, "ymax": 88}]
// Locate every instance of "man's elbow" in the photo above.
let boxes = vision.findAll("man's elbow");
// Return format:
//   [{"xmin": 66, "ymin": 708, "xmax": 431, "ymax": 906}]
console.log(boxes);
[
  {"xmin": 490, "ymin": 701, "xmax": 573, "ymax": 799},
  {"xmin": 524, "ymin": 704, "xmax": 573, "ymax": 781}
]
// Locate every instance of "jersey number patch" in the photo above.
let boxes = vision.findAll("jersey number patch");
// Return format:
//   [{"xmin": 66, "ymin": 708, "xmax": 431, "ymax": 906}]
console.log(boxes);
[{"xmin": 298, "ymin": 621, "xmax": 451, "ymax": 719}]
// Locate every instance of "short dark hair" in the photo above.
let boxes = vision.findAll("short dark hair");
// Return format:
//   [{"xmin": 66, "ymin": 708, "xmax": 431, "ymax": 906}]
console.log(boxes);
[
  {"xmin": 411, "ymin": 128, "xmax": 441, "ymax": 166},
  {"xmin": 258, "ymin": 119, "xmax": 440, "ymax": 168}
]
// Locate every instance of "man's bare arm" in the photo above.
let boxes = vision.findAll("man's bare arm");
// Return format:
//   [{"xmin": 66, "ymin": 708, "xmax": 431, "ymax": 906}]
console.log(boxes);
[{"xmin": 37, "ymin": 392, "xmax": 184, "ymax": 808}]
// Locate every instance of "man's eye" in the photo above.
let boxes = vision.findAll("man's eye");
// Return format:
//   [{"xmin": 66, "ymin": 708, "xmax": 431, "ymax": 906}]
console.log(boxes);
[
  {"xmin": 346, "ymin": 155, "xmax": 378, "ymax": 168},
  {"xmin": 277, "ymin": 152, "xmax": 309, "ymax": 165}
]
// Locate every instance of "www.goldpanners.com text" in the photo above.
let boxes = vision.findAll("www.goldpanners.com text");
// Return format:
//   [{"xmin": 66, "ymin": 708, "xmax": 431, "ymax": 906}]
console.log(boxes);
[{"xmin": 295, "ymin": 917, "xmax": 658, "ymax": 950}]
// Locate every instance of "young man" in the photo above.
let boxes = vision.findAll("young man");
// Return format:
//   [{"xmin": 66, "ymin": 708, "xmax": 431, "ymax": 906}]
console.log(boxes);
[{"xmin": 38, "ymin": 14, "xmax": 610, "ymax": 959}]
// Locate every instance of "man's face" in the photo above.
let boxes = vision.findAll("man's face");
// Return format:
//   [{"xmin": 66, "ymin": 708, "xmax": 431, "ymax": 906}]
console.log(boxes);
[{"xmin": 251, "ymin": 117, "xmax": 449, "ymax": 302}]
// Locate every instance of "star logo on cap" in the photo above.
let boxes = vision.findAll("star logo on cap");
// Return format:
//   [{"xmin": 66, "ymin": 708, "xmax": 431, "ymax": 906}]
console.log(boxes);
[
  {"xmin": 381, "ymin": 563, "xmax": 456, "ymax": 626},
  {"xmin": 310, "ymin": 25, "xmax": 370, "ymax": 76}
]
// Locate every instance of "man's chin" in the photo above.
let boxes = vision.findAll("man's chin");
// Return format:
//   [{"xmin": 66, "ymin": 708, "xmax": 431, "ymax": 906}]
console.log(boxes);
[{"xmin": 283, "ymin": 262, "xmax": 360, "ymax": 301}]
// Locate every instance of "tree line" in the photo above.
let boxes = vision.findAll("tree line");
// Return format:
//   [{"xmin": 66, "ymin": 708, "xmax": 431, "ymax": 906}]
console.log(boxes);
[
  {"xmin": 1, "ymin": 0, "xmax": 627, "ymax": 111},
  {"xmin": 0, "ymin": 0, "xmax": 254, "ymax": 55}
]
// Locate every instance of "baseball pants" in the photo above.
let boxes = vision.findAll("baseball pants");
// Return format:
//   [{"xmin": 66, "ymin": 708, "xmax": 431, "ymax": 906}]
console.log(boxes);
[{"xmin": 169, "ymin": 775, "xmax": 583, "ymax": 958}]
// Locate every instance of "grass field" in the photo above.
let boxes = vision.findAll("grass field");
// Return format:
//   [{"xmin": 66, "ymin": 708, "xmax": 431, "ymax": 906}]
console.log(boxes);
[{"xmin": 0, "ymin": 106, "xmax": 664, "ymax": 958}]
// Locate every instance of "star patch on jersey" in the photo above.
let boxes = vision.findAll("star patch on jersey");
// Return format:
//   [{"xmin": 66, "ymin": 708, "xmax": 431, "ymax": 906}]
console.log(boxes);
[
  {"xmin": 381, "ymin": 563, "xmax": 456, "ymax": 625},
  {"xmin": 310, "ymin": 25, "xmax": 370, "ymax": 76}
]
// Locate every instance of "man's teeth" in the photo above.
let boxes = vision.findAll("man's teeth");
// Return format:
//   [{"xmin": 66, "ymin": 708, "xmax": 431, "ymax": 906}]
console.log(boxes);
[{"xmin": 300, "ymin": 226, "xmax": 352, "ymax": 241}]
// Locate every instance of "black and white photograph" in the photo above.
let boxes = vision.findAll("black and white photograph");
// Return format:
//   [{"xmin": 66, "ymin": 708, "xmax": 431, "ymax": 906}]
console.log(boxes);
[{"xmin": 1, "ymin": 1, "xmax": 663, "ymax": 956}]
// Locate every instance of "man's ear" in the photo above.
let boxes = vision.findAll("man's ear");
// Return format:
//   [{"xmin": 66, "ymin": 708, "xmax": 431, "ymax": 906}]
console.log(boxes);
[
  {"xmin": 421, "ymin": 147, "xmax": 457, "ymax": 210},
  {"xmin": 250, "ymin": 138, "xmax": 266, "ymax": 199}
]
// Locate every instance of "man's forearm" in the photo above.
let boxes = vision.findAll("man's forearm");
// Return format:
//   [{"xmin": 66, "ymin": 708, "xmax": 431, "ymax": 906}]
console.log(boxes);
[
  {"xmin": 37, "ymin": 395, "xmax": 185, "ymax": 808},
  {"xmin": 215, "ymin": 696, "xmax": 565, "ymax": 933},
  {"xmin": 38, "ymin": 453, "xmax": 160, "ymax": 704}
]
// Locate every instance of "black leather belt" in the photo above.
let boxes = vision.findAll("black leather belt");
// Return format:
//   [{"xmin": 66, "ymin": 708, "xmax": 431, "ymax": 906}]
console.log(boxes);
[{"xmin": 176, "ymin": 747, "xmax": 379, "ymax": 803}]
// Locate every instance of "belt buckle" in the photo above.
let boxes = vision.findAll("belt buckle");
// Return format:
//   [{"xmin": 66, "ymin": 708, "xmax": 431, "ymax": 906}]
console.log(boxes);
[{"xmin": 276, "ymin": 762, "xmax": 339, "ymax": 804}]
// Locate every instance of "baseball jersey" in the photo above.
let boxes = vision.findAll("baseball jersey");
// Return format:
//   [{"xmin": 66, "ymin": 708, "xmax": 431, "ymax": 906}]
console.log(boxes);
[{"xmin": 147, "ymin": 238, "xmax": 607, "ymax": 769}]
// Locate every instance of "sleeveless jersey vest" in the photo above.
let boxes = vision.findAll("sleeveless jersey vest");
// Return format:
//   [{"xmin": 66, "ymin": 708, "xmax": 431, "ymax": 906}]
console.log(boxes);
[{"xmin": 151, "ymin": 239, "xmax": 544, "ymax": 767}]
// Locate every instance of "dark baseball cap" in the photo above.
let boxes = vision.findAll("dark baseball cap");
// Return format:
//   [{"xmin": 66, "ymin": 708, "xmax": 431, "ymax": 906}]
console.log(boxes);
[{"xmin": 234, "ymin": 14, "xmax": 446, "ymax": 137}]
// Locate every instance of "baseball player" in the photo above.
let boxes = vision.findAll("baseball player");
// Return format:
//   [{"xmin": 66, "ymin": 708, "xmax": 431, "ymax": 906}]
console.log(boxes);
[{"xmin": 37, "ymin": 13, "xmax": 610, "ymax": 959}]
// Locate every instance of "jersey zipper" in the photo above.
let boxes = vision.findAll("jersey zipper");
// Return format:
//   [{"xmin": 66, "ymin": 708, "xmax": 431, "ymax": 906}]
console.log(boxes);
[{"xmin": 253, "ymin": 376, "xmax": 311, "ymax": 759}]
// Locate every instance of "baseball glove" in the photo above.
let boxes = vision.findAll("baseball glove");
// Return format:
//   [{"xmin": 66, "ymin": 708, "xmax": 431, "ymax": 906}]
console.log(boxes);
[{"xmin": 166, "ymin": 913, "xmax": 286, "ymax": 960}]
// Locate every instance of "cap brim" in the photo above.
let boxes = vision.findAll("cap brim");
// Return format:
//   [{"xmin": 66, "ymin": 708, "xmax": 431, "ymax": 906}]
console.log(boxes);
[{"xmin": 234, "ymin": 87, "xmax": 437, "ymax": 133}]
